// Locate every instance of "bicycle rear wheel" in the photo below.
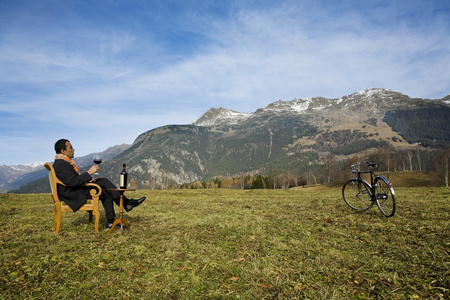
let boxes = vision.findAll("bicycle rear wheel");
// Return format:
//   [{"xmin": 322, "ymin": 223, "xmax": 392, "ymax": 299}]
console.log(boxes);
[
  {"xmin": 342, "ymin": 178, "xmax": 372, "ymax": 211},
  {"xmin": 374, "ymin": 177, "xmax": 396, "ymax": 217}
]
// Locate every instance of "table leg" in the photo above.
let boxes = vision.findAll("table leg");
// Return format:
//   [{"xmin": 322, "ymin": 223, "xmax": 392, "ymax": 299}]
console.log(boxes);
[{"xmin": 107, "ymin": 191, "xmax": 130, "ymax": 234}]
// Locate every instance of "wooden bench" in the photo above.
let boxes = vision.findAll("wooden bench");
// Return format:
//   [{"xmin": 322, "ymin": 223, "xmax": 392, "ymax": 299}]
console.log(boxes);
[{"xmin": 45, "ymin": 162, "xmax": 101, "ymax": 233}]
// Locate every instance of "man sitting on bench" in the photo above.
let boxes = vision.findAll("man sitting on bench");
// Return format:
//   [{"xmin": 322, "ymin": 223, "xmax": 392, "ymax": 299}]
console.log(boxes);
[{"xmin": 53, "ymin": 139, "xmax": 146, "ymax": 229}]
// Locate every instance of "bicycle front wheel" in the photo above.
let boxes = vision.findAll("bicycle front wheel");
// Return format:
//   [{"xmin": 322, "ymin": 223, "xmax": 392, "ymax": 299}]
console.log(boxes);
[
  {"xmin": 374, "ymin": 177, "xmax": 396, "ymax": 217},
  {"xmin": 342, "ymin": 178, "xmax": 372, "ymax": 211}
]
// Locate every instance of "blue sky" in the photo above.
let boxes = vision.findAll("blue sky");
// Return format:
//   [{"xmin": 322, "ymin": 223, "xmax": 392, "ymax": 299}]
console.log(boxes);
[{"xmin": 1, "ymin": 0, "xmax": 449, "ymax": 165}]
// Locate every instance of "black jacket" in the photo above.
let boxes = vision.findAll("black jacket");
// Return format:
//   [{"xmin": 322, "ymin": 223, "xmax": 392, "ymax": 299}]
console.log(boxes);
[{"xmin": 53, "ymin": 159, "xmax": 92, "ymax": 212}]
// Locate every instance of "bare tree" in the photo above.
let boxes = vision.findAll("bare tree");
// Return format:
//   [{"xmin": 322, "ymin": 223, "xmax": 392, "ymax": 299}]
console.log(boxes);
[
  {"xmin": 303, "ymin": 170, "xmax": 317, "ymax": 185},
  {"xmin": 146, "ymin": 173, "xmax": 159, "ymax": 190},
  {"xmin": 268, "ymin": 167, "xmax": 279, "ymax": 189},
  {"xmin": 406, "ymin": 150, "xmax": 413, "ymax": 171},
  {"xmin": 321, "ymin": 155, "xmax": 338, "ymax": 183},
  {"xmin": 162, "ymin": 167, "xmax": 170, "ymax": 189},
  {"xmin": 285, "ymin": 168, "xmax": 294, "ymax": 188},
  {"xmin": 416, "ymin": 146, "xmax": 422, "ymax": 171},
  {"xmin": 238, "ymin": 173, "xmax": 246, "ymax": 190},
  {"xmin": 433, "ymin": 149, "xmax": 449, "ymax": 187}
]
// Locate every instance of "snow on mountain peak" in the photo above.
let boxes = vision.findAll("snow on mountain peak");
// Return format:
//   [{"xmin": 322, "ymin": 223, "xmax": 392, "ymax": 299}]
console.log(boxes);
[
  {"xmin": 262, "ymin": 97, "xmax": 330, "ymax": 113},
  {"xmin": 193, "ymin": 107, "xmax": 251, "ymax": 126},
  {"xmin": 9, "ymin": 161, "xmax": 46, "ymax": 171},
  {"xmin": 25, "ymin": 161, "xmax": 46, "ymax": 168},
  {"xmin": 291, "ymin": 99, "xmax": 313, "ymax": 112},
  {"xmin": 357, "ymin": 88, "xmax": 392, "ymax": 96},
  {"xmin": 337, "ymin": 88, "xmax": 404, "ymax": 105},
  {"xmin": 192, "ymin": 88, "xmax": 439, "ymax": 127}
]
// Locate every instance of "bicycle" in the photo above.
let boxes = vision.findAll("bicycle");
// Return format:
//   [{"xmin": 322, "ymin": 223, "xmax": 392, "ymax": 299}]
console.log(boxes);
[{"xmin": 342, "ymin": 159, "xmax": 396, "ymax": 217}]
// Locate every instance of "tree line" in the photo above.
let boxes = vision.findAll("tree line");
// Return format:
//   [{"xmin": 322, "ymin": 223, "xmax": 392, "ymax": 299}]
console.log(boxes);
[
  {"xmin": 172, "ymin": 145, "xmax": 450, "ymax": 189},
  {"xmin": 146, "ymin": 146, "xmax": 449, "ymax": 190}
]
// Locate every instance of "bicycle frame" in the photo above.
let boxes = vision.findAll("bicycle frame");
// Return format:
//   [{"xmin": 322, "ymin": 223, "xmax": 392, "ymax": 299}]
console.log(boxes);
[
  {"xmin": 343, "ymin": 159, "xmax": 396, "ymax": 217},
  {"xmin": 351, "ymin": 165, "xmax": 378, "ymax": 209}
]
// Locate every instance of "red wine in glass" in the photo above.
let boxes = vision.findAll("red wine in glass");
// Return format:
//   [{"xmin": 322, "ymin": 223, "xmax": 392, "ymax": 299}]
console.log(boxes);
[{"xmin": 93, "ymin": 155, "xmax": 102, "ymax": 176}]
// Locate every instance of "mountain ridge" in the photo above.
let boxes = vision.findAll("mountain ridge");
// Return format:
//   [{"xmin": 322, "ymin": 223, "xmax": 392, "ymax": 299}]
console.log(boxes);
[
  {"xmin": 193, "ymin": 88, "xmax": 448, "ymax": 127},
  {"xmin": 94, "ymin": 88, "xmax": 448, "ymax": 189},
  {"xmin": 9, "ymin": 88, "xmax": 450, "ymax": 193}
]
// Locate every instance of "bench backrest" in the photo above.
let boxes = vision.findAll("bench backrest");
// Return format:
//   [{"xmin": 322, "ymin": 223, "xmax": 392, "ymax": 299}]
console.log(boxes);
[{"xmin": 44, "ymin": 162, "xmax": 64, "ymax": 205}]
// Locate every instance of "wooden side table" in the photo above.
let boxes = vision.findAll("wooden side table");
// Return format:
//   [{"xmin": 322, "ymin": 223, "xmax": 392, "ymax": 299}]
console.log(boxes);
[{"xmin": 107, "ymin": 188, "xmax": 134, "ymax": 234}]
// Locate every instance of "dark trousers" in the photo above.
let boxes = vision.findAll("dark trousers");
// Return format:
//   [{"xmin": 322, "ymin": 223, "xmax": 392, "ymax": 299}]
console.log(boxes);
[{"xmin": 90, "ymin": 178, "xmax": 130, "ymax": 223}]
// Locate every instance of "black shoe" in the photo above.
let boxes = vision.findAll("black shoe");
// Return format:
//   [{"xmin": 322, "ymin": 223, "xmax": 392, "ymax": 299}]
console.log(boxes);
[
  {"xmin": 125, "ymin": 196, "xmax": 146, "ymax": 212},
  {"xmin": 106, "ymin": 222, "xmax": 122, "ymax": 229}
]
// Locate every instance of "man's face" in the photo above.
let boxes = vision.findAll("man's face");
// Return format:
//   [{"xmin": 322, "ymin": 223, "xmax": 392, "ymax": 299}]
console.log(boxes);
[{"xmin": 61, "ymin": 141, "xmax": 75, "ymax": 159}]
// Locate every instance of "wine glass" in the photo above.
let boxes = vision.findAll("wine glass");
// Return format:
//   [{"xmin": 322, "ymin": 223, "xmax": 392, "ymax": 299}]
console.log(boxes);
[{"xmin": 92, "ymin": 155, "xmax": 102, "ymax": 177}]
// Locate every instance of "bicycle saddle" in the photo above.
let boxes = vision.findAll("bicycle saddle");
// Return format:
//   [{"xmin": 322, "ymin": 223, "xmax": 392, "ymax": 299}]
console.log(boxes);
[{"xmin": 366, "ymin": 162, "xmax": 377, "ymax": 168}]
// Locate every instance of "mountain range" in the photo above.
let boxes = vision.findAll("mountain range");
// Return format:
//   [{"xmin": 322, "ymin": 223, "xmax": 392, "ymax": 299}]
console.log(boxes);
[
  {"xmin": 0, "ymin": 144, "xmax": 129, "ymax": 193},
  {"xmin": 6, "ymin": 88, "xmax": 450, "ymax": 193}
]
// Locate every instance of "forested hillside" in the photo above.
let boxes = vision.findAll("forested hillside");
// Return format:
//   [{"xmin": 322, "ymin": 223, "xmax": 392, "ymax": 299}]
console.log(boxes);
[
  {"xmin": 384, "ymin": 106, "xmax": 450, "ymax": 148},
  {"xmin": 12, "ymin": 89, "xmax": 450, "ymax": 193}
]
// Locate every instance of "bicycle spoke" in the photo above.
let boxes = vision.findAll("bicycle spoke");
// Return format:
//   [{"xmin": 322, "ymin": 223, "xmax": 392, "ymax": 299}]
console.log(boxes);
[
  {"xmin": 375, "ymin": 177, "xmax": 396, "ymax": 217},
  {"xmin": 342, "ymin": 179, "xmax": 373, "ymax": 211}
]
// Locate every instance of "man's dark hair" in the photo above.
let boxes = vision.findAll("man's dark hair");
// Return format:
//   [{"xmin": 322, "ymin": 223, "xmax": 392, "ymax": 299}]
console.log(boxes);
[{"xmin": 55, "ymin": 139, "xmax": 70, "ymax": 154}]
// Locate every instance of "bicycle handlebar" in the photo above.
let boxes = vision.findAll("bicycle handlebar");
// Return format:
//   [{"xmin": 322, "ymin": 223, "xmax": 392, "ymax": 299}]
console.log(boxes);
[{"xmin": 350, "ymin": 158, "xmax": 377, "ymax": 170}]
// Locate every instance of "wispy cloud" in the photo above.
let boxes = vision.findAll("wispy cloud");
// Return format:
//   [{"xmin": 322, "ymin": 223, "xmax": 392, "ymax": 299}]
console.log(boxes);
[{"xmin": 0, "ymin": 0, "xmax": 449, "ymax": 164}]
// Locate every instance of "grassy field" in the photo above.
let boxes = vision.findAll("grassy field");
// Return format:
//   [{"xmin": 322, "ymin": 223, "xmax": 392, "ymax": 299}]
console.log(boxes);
[{"xmin": 1, "ymin": 187, "xmax": 449, "ymax": 299}]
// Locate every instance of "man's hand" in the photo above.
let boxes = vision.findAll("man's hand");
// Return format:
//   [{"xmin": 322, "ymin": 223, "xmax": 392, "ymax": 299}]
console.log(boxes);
[{"xmin": 88, "ymin": 165, "xmax": 99, "ymax": 175}]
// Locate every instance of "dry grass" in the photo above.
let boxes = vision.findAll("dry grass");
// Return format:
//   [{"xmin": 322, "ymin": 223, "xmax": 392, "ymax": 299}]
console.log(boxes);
[{"xmin": 1, "ymin": 187, "xmax": 449, "ymax": 299}]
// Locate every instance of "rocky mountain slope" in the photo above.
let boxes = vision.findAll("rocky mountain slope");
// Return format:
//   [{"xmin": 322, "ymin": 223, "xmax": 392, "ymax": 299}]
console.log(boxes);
[
  {"xmin": 0, "ymin": 162, "xmax": 45, "ymax": 192},
  {"xmin": 93, "ymin": 88, "xmax": 448, "ymax": 189},
  {"xmin": 11, "ymin": 88, "xmax": 450, "ymax": 193}
]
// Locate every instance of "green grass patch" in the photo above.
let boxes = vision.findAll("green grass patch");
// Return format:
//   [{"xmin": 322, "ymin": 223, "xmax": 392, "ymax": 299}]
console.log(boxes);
[{"xmin": 1, "ymin": 188, "xmax": 449, "ymax": 299}]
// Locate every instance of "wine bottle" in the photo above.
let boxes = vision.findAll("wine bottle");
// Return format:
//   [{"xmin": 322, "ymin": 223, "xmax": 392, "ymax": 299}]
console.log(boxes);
[{"xmin": 119, "ymin": 164, "xmax": 128, "ymax": 189}]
